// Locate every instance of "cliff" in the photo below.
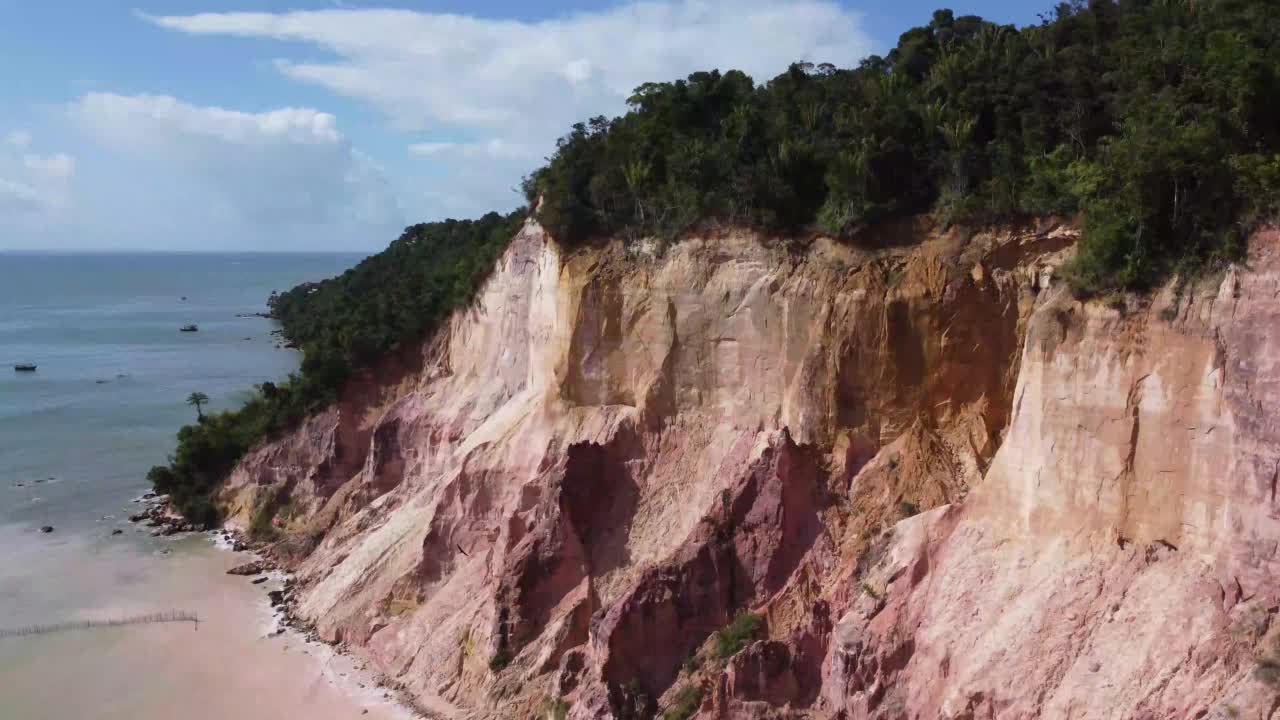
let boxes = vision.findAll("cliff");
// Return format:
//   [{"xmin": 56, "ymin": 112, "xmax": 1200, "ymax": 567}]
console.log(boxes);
[{"xmin": 221, "ymin": 219, "xmax": 1280, "ymax": 719}]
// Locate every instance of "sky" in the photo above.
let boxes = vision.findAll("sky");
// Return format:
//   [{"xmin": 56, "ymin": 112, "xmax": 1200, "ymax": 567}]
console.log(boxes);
[{"xmin": 0, "ymin": 0, "xmax": 1045, "ymax": 252}]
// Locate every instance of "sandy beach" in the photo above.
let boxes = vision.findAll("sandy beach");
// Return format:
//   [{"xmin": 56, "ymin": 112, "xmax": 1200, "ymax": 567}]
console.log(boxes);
[{"xmin": 0, "ymin": 524, "xmax": 411, "ymax": 720}]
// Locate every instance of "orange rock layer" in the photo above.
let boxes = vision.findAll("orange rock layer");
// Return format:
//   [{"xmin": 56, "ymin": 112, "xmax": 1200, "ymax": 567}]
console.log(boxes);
[{"xmin": 223, "ymin": 220, "xmax": 1280, "ymax": 719}]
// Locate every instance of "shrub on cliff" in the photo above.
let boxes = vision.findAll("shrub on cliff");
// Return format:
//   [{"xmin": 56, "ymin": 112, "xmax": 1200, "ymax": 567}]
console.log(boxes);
[
  {"xmin": 155, "ymin": 0, "xmax": 1280, "ymax": 521},
  {"xmin": 1256, "ymin": 639, "xmax": 1280, "ymax": 687},
  {"xmin": 662, "ymin": 684, "xmax": 704, "ymax": 720},
  {"xmin": 488, "ymin": 648, "xmax": 512, "ymax": 672},
  {"xmin": 543, "ymin": 698, "xmax": 571, "ymax": 720},
  {"xmin": 149, "ymin": 211, "xmax": 525, "ymax": 521},
  {"xmin": 526, "ymin": 1, "xmax": 1280, "ymax": 292},
  {"xmin": 268, "ymin": 211, "xmax": 525, "ymax": 368},
  {"xmin": 714, "ymin": 612, "xmax": 763, "ymax": 659}
]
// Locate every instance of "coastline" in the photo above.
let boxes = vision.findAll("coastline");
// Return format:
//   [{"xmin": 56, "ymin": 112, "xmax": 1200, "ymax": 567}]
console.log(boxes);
[
  {"xmin": 163, "ymin": 492, "xmax": 437, "ymax": 719},
  {"xmin": 212, "ymin": 524, "xmax": 443, "ymax": 719},
  {"xmin": 0, "ymin": 513, "xmax": 416, "ymax": 720},
  {"xmin": 0, "ymin": 250, "xmax": 390, "ymax": 719}
]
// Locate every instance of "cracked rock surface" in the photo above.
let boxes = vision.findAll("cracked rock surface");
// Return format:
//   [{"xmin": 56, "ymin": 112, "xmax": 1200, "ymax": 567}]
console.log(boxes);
[{"xmin": 221, "ymin": 220, "xmax": 1280, "ymax": 719}]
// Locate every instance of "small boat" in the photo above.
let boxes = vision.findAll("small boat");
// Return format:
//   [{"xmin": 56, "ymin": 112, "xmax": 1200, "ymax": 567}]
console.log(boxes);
[
  {"xmin": 179, "ymin": 324, "xmax": 199, "ymax": 332},
  {"xmin": 14, "ymin": 364, "xmax": 37, "ymax": 372}
]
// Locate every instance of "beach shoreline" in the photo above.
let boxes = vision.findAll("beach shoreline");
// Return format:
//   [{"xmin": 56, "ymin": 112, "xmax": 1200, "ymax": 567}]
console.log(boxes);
[
  {"xmin": 212, "ymin": 523, "xmax": 445, "ymax": 719},
  {"xmin": 0, "ymin": 250, "xmax": 388, "ymax": 719},
  {"xmin": 0, "ymin": 515, "xmax": 415, "ymax": 720}
]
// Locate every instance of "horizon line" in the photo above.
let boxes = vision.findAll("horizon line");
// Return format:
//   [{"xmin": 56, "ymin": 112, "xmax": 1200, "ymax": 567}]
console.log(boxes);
[{"xmin": 0, "ymin": 248, "xmax": 374, "ymax": 255}]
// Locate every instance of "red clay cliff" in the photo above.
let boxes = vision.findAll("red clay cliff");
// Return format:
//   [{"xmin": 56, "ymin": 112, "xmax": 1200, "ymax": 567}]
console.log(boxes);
[{"xmin": 221, "ymin": 219, "xmax": 1280, "ymax": 719}]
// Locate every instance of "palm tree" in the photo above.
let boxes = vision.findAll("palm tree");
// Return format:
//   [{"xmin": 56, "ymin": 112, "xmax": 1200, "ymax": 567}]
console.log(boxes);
[{"xmin": 186, "ymin": 392, "xmax": 209, "ymax": 421}]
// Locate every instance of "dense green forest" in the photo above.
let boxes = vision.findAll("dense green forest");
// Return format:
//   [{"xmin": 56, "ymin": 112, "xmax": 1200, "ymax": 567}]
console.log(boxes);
[
  {"xmin": 148, "ymin": 212, "xmax": 523, "ymax": 524},
  {"xmin": 529, "ymin": 0, "xmax": 1280, "ymax": 291},
  {"xmin": 154, "ymin": 0, "xmax": 1280, "ymax": 523}
]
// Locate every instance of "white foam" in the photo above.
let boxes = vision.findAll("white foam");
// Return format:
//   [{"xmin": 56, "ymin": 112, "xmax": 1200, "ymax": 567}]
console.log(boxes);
[
  {"xmin": 208, "ymin": 530, "xmax": 235, "ymax": 551},
  {"xmin": 288, "ymin": 631, "xmax": 417, "ymax": 719},
  {"xmin": 198, "ymin": 530, "xmax": 414, "ymax": 718}
]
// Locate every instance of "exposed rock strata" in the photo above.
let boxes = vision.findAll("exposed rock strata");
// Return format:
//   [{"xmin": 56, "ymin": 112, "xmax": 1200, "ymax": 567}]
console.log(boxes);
[
  {"xmin": 223, "ymin": 219, "xmax": 1280, "ymax": 719},
  {"xmin": 817, "ymin": 231, "xmax": 1280, "ymax": 720}
]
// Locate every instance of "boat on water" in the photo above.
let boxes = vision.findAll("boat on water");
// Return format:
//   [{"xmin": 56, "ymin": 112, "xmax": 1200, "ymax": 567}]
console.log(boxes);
[
  {"xmin": 179, "ymin": 324, "xmax": 199, "ymax": 332},
  {"xmin": 14, "ymin": 364, "xmax": 37, "ymax": 372}
]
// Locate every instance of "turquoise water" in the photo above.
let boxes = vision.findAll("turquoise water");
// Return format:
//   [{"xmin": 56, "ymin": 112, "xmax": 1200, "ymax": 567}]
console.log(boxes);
[{"xmin": 0, "ymin": 252, "xmax": 363, "ymax": 531}]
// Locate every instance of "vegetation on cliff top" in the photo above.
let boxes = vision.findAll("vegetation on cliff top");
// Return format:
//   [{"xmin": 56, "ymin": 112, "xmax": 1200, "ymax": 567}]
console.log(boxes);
[
  {"xmin": 148, "ymin": 212, "xmax": 523, "ymax": 524},
  {"xmin": 154, "ymin": 0, "xmax": 1280, "ymax": 522},
  {"xmin": 527, "ymin": 0, "xmax": 1280, "ymax": 292}
]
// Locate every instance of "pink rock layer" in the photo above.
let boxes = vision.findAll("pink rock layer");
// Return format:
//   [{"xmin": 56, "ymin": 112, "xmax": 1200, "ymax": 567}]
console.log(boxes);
[{"xmin": 222, "ymin": 219, "xmax": 1280, "ymax": 719}]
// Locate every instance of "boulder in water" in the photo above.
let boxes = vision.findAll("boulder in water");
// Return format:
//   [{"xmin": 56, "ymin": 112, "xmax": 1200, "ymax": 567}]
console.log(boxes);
[{"xmin": 39, "ymin": 525, "xmax": 53, "ymax": 533}]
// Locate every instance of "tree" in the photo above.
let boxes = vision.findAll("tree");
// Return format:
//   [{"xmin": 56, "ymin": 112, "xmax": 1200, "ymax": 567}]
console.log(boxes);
[
  {"xmin": 524, "ymin": 0, "xmax": 1276, "ymax": 290},
  {"xmin": 152, "ymin": 212, "xmax": 526, "ymax": 523},
  {"xmin": 155, "ymin": 0, "xmax": 1280, "ymax": 524},
  {"xmin": 186, "ymin": 392, "xmax": 209, "ymax": 422}
]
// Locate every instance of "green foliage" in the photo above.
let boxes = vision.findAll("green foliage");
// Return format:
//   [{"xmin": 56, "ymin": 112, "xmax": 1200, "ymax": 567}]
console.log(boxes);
[
  {"xmin": 489, "ymin": 648, "xmax": 512, "ymax": 672},
  {"xmin": 248, "ymin": 486, "xmax": 289, "ymax": 541},
  {"xmin": 527, "ymin": 1, "xmax": 1280, "ymax": 291},
  {"xmin": 150, "ymin": 211, "xmax": 525, "ymax": 522},
  {"xmin": 543, "ymin": 698, "xmax": 571, "ymax": 720},
  {"xmin": 1018, "ymin": 146, "xmax": 1086, "ymax": 218},
  {"xmin": 156, "ymin": 0, "xmax": 1280, "ymax": 522},
  {"xmin": 1232, "ymin": 154, "xmax": 1280, "ymax": 227},
  {"xmin": 662, "ymin": 684, "xmax": 705, "ymax": 720},
  {"xmin": 186, "ymin": 392, "xmax": 209, "ymax": 420},
  {"xmin": 1257, "ymin": 639, "xmax": 1280, "ymax": 687},
  {"xmin": 714, "ymin": 612, "xmax": 763, "ymax": 659},
  {"xmin": 268, "ymin": 211, "xmax": 525, "ymax": 368},
  {"xmin": 249, "ymin": 504, "xmax": 277, "ymax": 541}
]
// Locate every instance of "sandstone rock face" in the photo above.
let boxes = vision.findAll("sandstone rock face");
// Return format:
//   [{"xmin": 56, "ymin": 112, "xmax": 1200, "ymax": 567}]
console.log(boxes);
[
  {"xmin": 820, "ymin": 231, "xmax": 1280, "ymax": 720},
  {"xmin": 224, "ymin": 219, "xmax": 1280, "ymax": 719}
]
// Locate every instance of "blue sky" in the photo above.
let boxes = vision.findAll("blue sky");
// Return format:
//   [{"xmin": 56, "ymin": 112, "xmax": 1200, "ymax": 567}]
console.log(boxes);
[{"xmin": 0, "ymin": 0, "xmax": 1045, "ymax": 251}]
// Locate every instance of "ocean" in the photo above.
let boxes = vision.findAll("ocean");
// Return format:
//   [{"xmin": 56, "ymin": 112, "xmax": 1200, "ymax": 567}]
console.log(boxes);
[
  {"xmin": 0, "ymin": 251, "xmax": 362, "ymax": 532},
  {"xmin": 0, "ymin": 252, "xmax": 413, "ymax": 720}
]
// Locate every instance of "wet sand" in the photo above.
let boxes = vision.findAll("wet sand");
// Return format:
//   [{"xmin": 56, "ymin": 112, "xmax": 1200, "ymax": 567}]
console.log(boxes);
[{"xmin": 0, "ymin": 525, "xmax": 410, "ymax": 720}]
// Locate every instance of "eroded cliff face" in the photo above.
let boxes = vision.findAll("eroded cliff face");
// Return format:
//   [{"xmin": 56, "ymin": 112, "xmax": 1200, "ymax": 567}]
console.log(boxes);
[
  {"xmin": 223, "ymin": 220, "xmax": 1280, "ymax": 719},
  {"xmin": 820, "ymin": 231, "xmax": 1280, "ymax": 720}
]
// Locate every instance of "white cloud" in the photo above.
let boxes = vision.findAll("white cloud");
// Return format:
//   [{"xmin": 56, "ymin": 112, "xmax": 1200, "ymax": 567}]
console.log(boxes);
[
  {"xmin": 76, "ymin": 93, "xmax": 341, "ymax": 146},
  {"xmin": 0, "ymin": 132, "xmax": 74, "ymax": 224},
  {"xmin": 408, "ymin": 139, "xmax": 536, "ymax": 160},
  {"xmin": 563, "ymin": 59, "xmax": 595, "ymax": 86},
  {"xmin": 4, "ymin": 130, "xmax": 32, "ymax": 148},
  {"xmin": 70, "ymin": 93, "xmax": 400, "ymax": 233},
  {"xmin": 23, "ymin": 153, "xmax": 75, "ymax": 179},
  {"xmin": 145, "ymin": 0, "xmax": 873, "ymax": 219},
  {"xmin": 147, "ymin": 3, "xmax": 869, "ymax": 133}
]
